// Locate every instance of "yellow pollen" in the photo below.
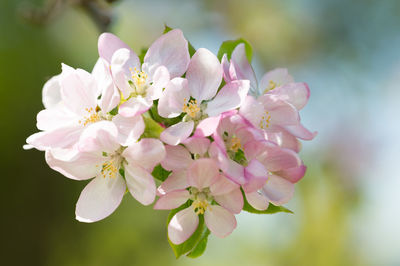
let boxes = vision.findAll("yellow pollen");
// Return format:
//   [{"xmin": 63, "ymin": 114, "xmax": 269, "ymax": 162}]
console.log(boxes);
[
  {"xmin": 129, "ymin": 67, "xmax": 148, "ymax": 93},
  {"xmin": 264, "ymin": 80, "xmax": 277, "ymax": 94},
  {"xmin": 100, "ymin": 160, "xmax": 118, "ymax": 178},
  {"xmin": 182, "ymin": 98, "xmax": 200, "ymax": 118},
  {"xmin": 259, "ymin": 110, "xmax": 271, "ymax": 129},
  {"xmin": 78, "ymin": 107, "xmax": 101, "ymax": 126},
  {"xmin": 192, "ymin": 199, "xmax": 209, "ymax": 215},
  {"xmin": 230, "ymin": 136, "xmax": 241, "ymax": 152}
]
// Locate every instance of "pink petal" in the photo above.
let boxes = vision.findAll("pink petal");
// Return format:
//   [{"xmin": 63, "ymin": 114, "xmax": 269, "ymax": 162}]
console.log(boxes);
[
  {"xmin": 259, "ymin": 68, "xmax": 294, "ymax": 93},
  {"xmin": 123, "ymin": 138, "xmax": 166, "ymax": 172},
  {"xmin": 118, "ymin": 96, "xmax": 152, "ymax": 117},
  {"xmin": 60, "ymin": 69, "xmax": 98, "ymax": 116},
  {"xmin": 194, "ymin": 116, "xmax": 221, "ymax": 137},
  {"xmin": 110, "ymin": 48, "xmax": 141, "ymax": 98},
  {"xmin": 78, "ymin": 121, "xmax": 119, "ymax": 153},
  {"xmin": 231, "ymin": 43, "xmax": 258, "ymax": 90},
  {"xmin": 154, "ymin": 189, "xmax": 190, "ymax": 210},
  {"xmin": 94, "ymin": 58, "xmax": 120, "ymax": 113},
  {"xmin": 146, "ymin": 66, "xmax": 170, "ymax": 100},
  {"xmin": 45, "ymin": 149, "xmax": 103, "ymax": 180},
  {"xmin": 259, "ymin": 95, "xmax": 300, "ymax": 126},
  {"xmin": 284, "ymin": 123, "xmax": 317, "ymax": 140},
  {"xmin": 205, "ymin": 80, "xmax": 250, "ymax": 117},
  {"xmin": 161, "ymin": 145, "xmax": 192, "ymax": 171},
  {"xmin": 98, "ymin": 32, "xmax": 133, "ymax": 63},
  {"xmin": 264, "ymin": 128, "xmax": 302, "ymax": 152},
  {"xmin": 261, "ymin": 174, "xmax": 294, "ymax": 205},
  {"xmin": 160, "ymin": 121, "xmax": 194, "ymax": 145},
  {"xmin": 75, "ymin": 174, "xmax": 126, "ymax": 222},
  {"xmin": 245, "ymin": 191, "xmax": 269, "ymax": 211},
  {"xmin": 112, "ymin": 114, "xmax": 145, "ymax": 146},
  {"xmin": 168, "ymin": 207, "xmax": 199, "ymax": 245},
  {"xmin": 213, "ymin": 188, "xmax": 243, "ymax": 214},
  {"xmin": 186, "ymin": 48, "xmax": 222, "ymax": 102},
  {"xmin": 144, "ymin": 29, "xmax": 190, "ymax": 78},
  {"xmin": 239, "ymin": 95, "xmax": 265, "ymax": 128},
  {"xmin": 268, "ymin": 82, "xmax": 310, "ymax": 110},
  {"xmin": 275, "ymin": 164, "xmax": 306, "ymax": 183},
  {"xmin": 182, "ymin": 137, "xmax": 210, "ymax": 156},
  {"xmin": 26, "ymin": 126, "xmax": 82, "ymax": 151},
  {"xmin": 187, "ymin": 158, "xmax": 219, "ymax": 190},
  {"xmin": 157, "ymin": 170, "xmax": 189, "ymax": 195},
  {"xmin": 221, "ymin": 54, "xmax": 232, "ymax": 83},
  {"xmin": 124, "ymin": 163, "xmax": 156, "ymax": 205},
  {"xmin": 158, "ymin": 78, "xmax": 189, "ymax": 118},
  {"xmin": 204, "ymin": 205, "xmax": 236, "ymax": 238},
  {"xmin": 210, "ymin": 174, "xmax": 239, "ymax": 196},
  {"xmin": 243, "ymin": 159, "xmax": 268, "ymax": 193},
  {"xmin": 42, "ymin": 75, "xmax": 62, "ymax": 109}
]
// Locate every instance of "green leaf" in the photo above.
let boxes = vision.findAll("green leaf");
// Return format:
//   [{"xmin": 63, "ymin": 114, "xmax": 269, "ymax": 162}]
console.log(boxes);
[
  {"xmin": 186, "ymin": 228, "xmax": 210, "ymax": 258},
  {"xmin": 217, "ymin": 38, "xmax": 253, "ymax": 62},
  {"xmin": 151, "ymin": 164, "xmax": 171, "ymax": 182},
  {"xmin": 141, "ymin": 114, "xmax": 164, "ymax": 139},
  {"xmin": 164, "ymin": 24, "xmax": 196, "ymax": 57},
  {"xmin": 242, "ymin": 189, "xmax": 293, "ymax": 214},
  {"xmin": 166, "ymin": 202, "xmax": 210, "ymax": 259},
  {"xmin": 138, "ymin": 47, "xmax": 147, "ymax": 64}
]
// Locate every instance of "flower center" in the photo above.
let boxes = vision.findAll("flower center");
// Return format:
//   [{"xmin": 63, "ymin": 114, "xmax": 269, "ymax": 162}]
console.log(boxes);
[
  {"xmin": 259, "ymin": 110, "xmax": 271, "ymax": 129},
  {"xmin": 229, "ymin": 136, "xmax": 241, "ymax": 153},
  {"xmin": 182, "ymin": 99, "xmax": 201, "ymax": 118},
  {"xmin": 264, "ymin": 80, "xmax": 277, "ymax": 94},
  {"xmin": 79, "ymin": 107, "xmax": 101, "ymax": 126},
  {"xmin": 98, "ymin": 151, "xmax": 123, "ymax": 179},
  {"xmin": 190, "ymin": 188, "xmax": 212, "ymax": 215},
  {"xmin": 129, "ymin": 67, "xmax": 149, "ymax": 96}
]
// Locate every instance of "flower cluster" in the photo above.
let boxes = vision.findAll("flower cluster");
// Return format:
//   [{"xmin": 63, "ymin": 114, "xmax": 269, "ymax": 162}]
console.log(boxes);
[{"xmin": 25, "ymin": 28, "xmax": 316, "ymax": 257}]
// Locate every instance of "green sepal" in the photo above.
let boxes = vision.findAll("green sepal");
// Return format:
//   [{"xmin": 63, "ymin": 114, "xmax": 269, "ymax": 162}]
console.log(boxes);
[
  {"xmin": 166, "ymin": 201, "xmax": 211, "ymax": 259},
  {"xmin": 149, "ymin": 101, "xmax": 183, "ymax": 127},
  {"xmin": 141, "ymin": 113, "xmax": 164, "ymax": 139},
  {"xmin": 151, "ymin": 164, "xmax": 171, "ymax": 182},
  {"xmin": 138, "ymin": 47, "xmax": 147, "ymax": 64},
  {"xmin": 217, "ymin": 38, "xmax": 253, "ymax": 62},
  {"xmin": 242, "ymin": 189, "xmax": 293, "ymax": 214},
  {"xmin": 164, "ymin": 24, "xmax": 196, "ymax": 57}
]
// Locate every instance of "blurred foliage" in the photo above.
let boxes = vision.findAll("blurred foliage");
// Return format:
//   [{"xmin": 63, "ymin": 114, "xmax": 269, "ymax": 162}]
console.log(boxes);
[{"xmin": 1, "ymin": 0, "xmax": 399, "ymax": 265}]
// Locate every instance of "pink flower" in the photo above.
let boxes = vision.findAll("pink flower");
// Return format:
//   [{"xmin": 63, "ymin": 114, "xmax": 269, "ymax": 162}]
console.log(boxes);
[
  {"xmin": 98, "ymin": 29, "xmax": 190, "ymax": 118},
  {"xmin": 158, "ymin": 48, "xmax": 249, "ymax": 145},
  {"xmin": 154, "ymin": 159, "xmax": 242, "ymax": 244},
  {"xmin": 222, "ymin": 44, "xmax": 317, "ymax": 149},
  {"xmin": 46, "ymin": 121, "xmax": 165, "ymax": 222}
]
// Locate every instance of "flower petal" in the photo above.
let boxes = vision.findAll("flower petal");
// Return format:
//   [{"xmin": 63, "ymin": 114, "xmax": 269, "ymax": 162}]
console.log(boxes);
[
  {"xmin": 239, "ymin": 95, "xmax": 265, "ymax": 128},
  {"xmin": 45, "ymin": 148, "xmax": 102, "ymax": 180},
  {"xmin": 118, "ymin": 96, "xmax": 152, "ymax": 117},
  {"xmin": 210, "ymin": 174, "xmax": 239, "ymax": 196},
  {"xmin": 187, "ymin": 158, "xmax": 219, "ymax": 190},
  {"xmin": 194, "ymin": 116, "xmax": 221, "ymax": 137},
  {"xmin": 144, "ymin": 29, "xmax": 190, "ymax": 78},
  {"xmin": 205, "ymin": 80, "xmax": 250, "ymax": 117},
  {"xmin": 26, "ymin": 126, "xmax": 82, "ymax": 151},
  {"xmin": 157, "ymin": 170, "xmax": 189, "ymax": 195},
  {"xmin": 259, "ymin": 68, "xmax": 294, "ymax": 93},
  {"xmin": 168, "ymin": 207, "xmax": 199, "ymax": 245},
  {"xmin": 204, "ymin": 205, "xmax": 236, "ymax": 238},
  {"xmin": 261, "ymin": 174, "xmax": 294, "ymax": 205},
  {"xmin": 161, "ymin": 145, "xmax": 192, "ymax": 171},
  {"xmin": 154, "ymin": 189, "xmax": 190, "ymax": 210},
  {"xmin": 268, "ymin": 82, "xmax": 310, "ymax": 110},
  {"xmin": 123, "ymin": 138, "xmax": 166, "ymax": 171},
  {"xmin": 42, "ymin": 75, "xmax": 62, "ymax": 109},
  {"xmin": 98, "ymin": 32, "xmax": 133, "ymax": 63},
  {"xmin": 158, "ymin": 78, "xmax": 189, "ymax": 118},
  {"xmin": 75, "ymin": 174, "xmax": 126, "ymax": 223},
  {"xmin": 36, "ymin": 105, "xmax": 78, "ymax": 131},
  {"xmin": 186, "ymin": 48, "xmax": 222, "ymax": 102},
  {"xmin": 274, "ymin": 164, "xmax": 306, "ymax": 183},
  {"xmin": 112, "ymin": 114, "xmax": 145, "ymax": 146},
  {"xmin": 78, "ymin": 121, "xmax": 119, "ymax": 153},
  {"xmin": 213, "ymin": 188, "xmax": 243, "ymax": 214},
  {"xmin": 243, "ymin": 159, "xmax": 268, "ymax": 193},
  {"xmin": 231, "ymin": 43, "xmax": 258, "ymax": 91},
  {"xmin": 182, "ymin": 137, "xmax": 210, "ymax": 156},
  {"xmin": 245, "ymin": 191, "xmax": 269, "ymax": 211},
  {"xmin": 146, "ymin": 65, "xmax": 170, "ymax": 100},
  {"xmin": 259, "ymin": 95, "xmax": 300, "ymax": 126},
  {"xmin": 124, "ymin": 163, "xmax": 156, "ymax": 205},
  {"xmin": 160, "ymin": 121, "xmax": 194, "ymax": 145},
  {"xmin": 284, "ymin": 123, "xmax": 317, "ymax": 140}
]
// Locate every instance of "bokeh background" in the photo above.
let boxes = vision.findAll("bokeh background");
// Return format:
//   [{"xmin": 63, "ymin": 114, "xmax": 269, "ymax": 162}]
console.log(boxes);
[{"xmin": 2, "ymin": 0, "xmax": 400, "ymax": 265}]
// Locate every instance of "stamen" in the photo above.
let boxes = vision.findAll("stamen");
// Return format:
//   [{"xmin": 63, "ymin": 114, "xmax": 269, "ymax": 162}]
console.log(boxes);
[
  {"xmin": 78, "ymin": 107, "xmax": 101, "ymax": 126},
  {"xmin": 129, "ymin": 67, "xmax": 148, "ymax": 95},
  {"xmin": 192, "ymin": 199, "xmax": 210, "ymax": 215},
  {"xmin": 182, "ymin": 99, "xmax": 200, "ymax": 118},
  {"xmin": 259, "ymin": 110, "xmax": 271, "ymax": 129},
  {"xmin": 229, "ymin": 136, "xmax": 241, "ymax": 152},
  {"xmin": 264, "ymin": 80, "xmax": 277, "ymax": 93},
  {"xmin": 100, "ymin": 160, "xmax": 118, "ymax": 178}
]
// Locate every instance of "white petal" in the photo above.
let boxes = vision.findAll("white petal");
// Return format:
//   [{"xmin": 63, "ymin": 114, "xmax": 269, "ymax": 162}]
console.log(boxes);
[
  {"xmin": 124, "ymin": 163, "xmax": 156, "ymax": 205},
  {"xmin": 168, "ymin": 207, "xmax": 199, "ymax": 245},
  {"xmin": 123, "ymin": 138, "xmax": 166, "ymax": 171},
  {"xmin": 160, "ymin": 121, "xmax": 194, "ymax": 146},
  {"xmin": 204, "ymin": 205, "xmax": 236, "ymax": 238}
]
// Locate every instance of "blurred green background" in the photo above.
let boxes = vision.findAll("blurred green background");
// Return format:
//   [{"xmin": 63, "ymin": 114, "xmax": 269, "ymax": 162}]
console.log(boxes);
[{"xmin": 2, "ymin": 0, "xmax": 400, "ymax": 265}]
